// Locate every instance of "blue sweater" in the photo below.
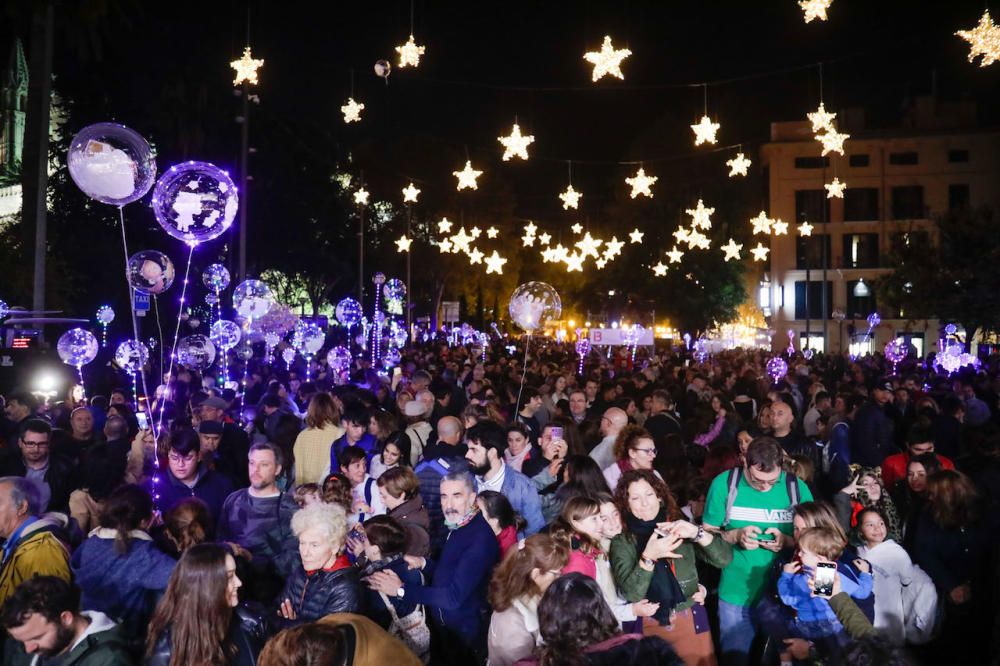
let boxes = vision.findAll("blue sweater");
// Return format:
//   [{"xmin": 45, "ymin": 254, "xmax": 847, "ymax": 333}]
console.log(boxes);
[
  {"xmin": 778, "ymin": 568, "xmax": 873, "ymax": 623},
  {"xmin": 329, "ymin": 433, "xmax": 378, "ymax": 473},
  {"xmin": 157, "ymin": 466, "xmax": 234, "ymax": 522},
  {"xmin": 407, "ymin": 512, "xmax": 499, "ymax": 647},
  {"xmin": 476, "ymin": 465, "xmax": 545, "ymax": 536}
]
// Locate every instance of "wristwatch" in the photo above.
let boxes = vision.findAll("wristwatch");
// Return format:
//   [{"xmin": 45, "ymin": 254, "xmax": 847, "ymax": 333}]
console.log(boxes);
[
  {"xmin": 396, "ymin": 586, "xmax": 405, "ymax": 599},
  {"xmin": 694, "ymin": 525, "xmax": 705, "ymax": 542},
  {"xmin": 640, "ymin": 556, "xmax": 655, "ymax": 568}
]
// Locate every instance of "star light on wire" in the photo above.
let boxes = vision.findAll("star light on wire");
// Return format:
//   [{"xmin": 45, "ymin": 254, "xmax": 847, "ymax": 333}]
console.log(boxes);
[
  {"xmin": 395, "ymin": 34, "xmax": 425, "ymax": 68},
  {"xmin": 453, "ymin": 160, "xmax": 483, "ymax": 190},
  {"xmin": 652, "ymin": 262, "xmax": 668, "ymax": 277},
  {"xmin": 559, "ymin": 185, "xmax": 582, "ymax": 210},
  {"xmin": 498, "ymin": 124, "xmax": 535, "ymax": 161},
  {"xmin": 825, "ymin": 177, "xmax": 846, "ymax": 198},
  {"xmin": 524, "ymin": 222, "xmax": 538, "ymax": 236},
  {"xmin": 484, "ymin": 251, "xmax": 507, "ymax": 275},
  {"xmin": 807, "ymin": 102, "xmax": 837, "ymax": 133},
  {"xmin": 437, "ymin": 218, "xmax": 453, "ymax": 233},
  {"xmin": 798, "ymin": 221, "xmax": 815, "ymax": 236},
  {"xmin": 230, "ymin": 46, "xmax": 264, "ymax": 85},
  {"xmin": 629, "ymin": 229, "xmax": 644, "ymax": 243},
  {"xmin": 341, "ymin": 98, "xmax": 364, "ymax": 123},
  {"xmin": 451, "ymin": 228, "xmax": 473, "ymax": 254},
  {"xmin": 468, "ymin": 248, "xmax": 484, "ymax": 264},
  {"xmin": 666, "ymin": 247, "xmax": 684, "ymax": 263},
  {"xmin": 521, "ymin": 234, "xmax": 536, "ymax": 247},
  {"xmin": 605, "ymin": 237, "xmax": 624, "ymax": 257},
  {"xmin": 438, "ymin": 238, "xmax": 453, "ymax": 253},
  {"xmin": 726, "ymin": 152, "xmax": 752, "ymax": 177},
  {"xmin": 956, "ymin": 11, "xmax": 1000, "ymax": 67},
  {"xmin": 771, "ymin": 219, "xmax": 789, "ymax": 236},
  {"xmin": 583, "ymin": 35, "xmax": 632, "ymax": 82},
  {"xmin": 538, "ymin": 232, "xmax": 552, "ymax": 245},
  {"xmin": 625, "ymin": 167, "xmax": 657, "ymax": 198},
  {"xmin": 750, "ymin": 242, "xmax": 771, "ymax": 262},
  {"xmin": 799, "ymin": 0, "xmax": 833, "ymax": 23},
  {"xmin": 564, "ymin": 253, "xmax": 584, "ymax": 272},
  {"xmin": 721, "ymin": 239, "xmax": 743, "ymax": 261},
  {"xmin": 402, "ymin": 183, "xmax": 421, "ymax": 203},
  {"xmin": 750, "ymin": 211, "xmax": 772, "ymax": 236},
  {"xmin": 691, "ymin": 115, "xmax": 720, "ymax": 146},
  {"xmin": 571, "ymin": 223, "xmax": 583, "ymax": 234},
  {"xmin": 486, "ymin": 227, "xmax": 499, "ymax": 239},
  {"xmin": 353, "ymin": 188, "xmax": 369, "ymax": 206},
  {"xmin": 395, "ymin": 235, "xmax": 412, "ymax": 252},
  {"xmin": 817, "ymin": 130, "xmax": 849, "ymax": 155},
  {"xmin": 686, "ymin": 199, "xmax": 715, "ymax": 230}
]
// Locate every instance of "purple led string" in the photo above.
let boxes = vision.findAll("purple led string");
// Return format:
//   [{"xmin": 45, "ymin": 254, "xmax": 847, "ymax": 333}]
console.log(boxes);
[{"xmin": 155, "ymin": 242, "xmax": 196, "ymax": 435}]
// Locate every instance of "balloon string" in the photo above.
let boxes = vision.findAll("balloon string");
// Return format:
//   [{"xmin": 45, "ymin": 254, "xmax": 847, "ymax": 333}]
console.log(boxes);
[
  {"xmin": 153, "ymin": 296, "xmax": 165, "ymax": 379},
  {"xmin": 514, "ymin": 334, "xmax": 530, "ymax": 416},
  {"xmin": 157, "ymin": 243, "xmax": 196, "ymax": 435}
]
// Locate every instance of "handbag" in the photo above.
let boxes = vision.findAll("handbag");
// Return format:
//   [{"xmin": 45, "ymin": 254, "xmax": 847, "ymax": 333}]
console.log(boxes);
[{"xmin": 378, "ymin": 587, "xmax": 431, "ymax": 663}]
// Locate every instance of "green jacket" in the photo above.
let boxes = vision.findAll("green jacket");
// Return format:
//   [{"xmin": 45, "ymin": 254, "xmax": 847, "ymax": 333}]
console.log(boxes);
[
  {"xmin": 4, "ymin": 612, "xmax": 134, "ymax": 666},
  {"xmin": 610, "ymin": 531, "xmax": 732, "ymax": 612},
  {"xmin": 829, "ymin": 591, "xmax": 875, "ymax": 639}
]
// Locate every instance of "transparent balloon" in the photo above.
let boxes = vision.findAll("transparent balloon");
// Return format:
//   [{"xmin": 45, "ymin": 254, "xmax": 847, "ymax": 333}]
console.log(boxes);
[
  {"xmin": 114, "ymin": 339, "xmax": 149, "ymax": 373},
  {"xmin": 293, "ymin": 320, "xmax": 326, "ymax": 355},
  {"xmin": 67, "ymin": 122, "xmax": 156, "ymax": 206},
  {"xmin": 944, "ymin": 323, "xmax": 958, "ymax": 336},
  {"xmin": 205, "ymin": 293, "xmax": 219, "ymax": 306},
  {"xmin": 802, "ymin": 348, "xmax": 814, "ymax": 360},
  {"xmin": 264, "ymin": 332, "xmax": 281, "ymax": 349},
  {"xmin": 383, "ymin": 278, "xmax": 406, "ymax": 314},
  {"xmin": 152, "ymin": 161, "xmax": 238, "ymax": 244},
  {"xmin": 766, "ymin": 357, "xmax": 788, "ymax": 382},
  {"xmin": 336, "ymin": 298, "xmax": 363, "ymax": 327},
  {"xmin": 326, "ymin": 346, "xmax": 352, "ymax": 373},
  {"xmin": 508, "ymin": 281, "xmax": 562, "ymax": 332},
  {"xmin": 127, "ymin": 250, "xmax": 176, "ymax": 295},
  {"xmin": 372, "ymin": 272, "xmax": 387, "ymax": 286},
  {"xmin": 57, "ymin": 328, "xmax": 99, "ymax": 367},
  {"xmin": 96, "ymin": 305, "xmax": 115, "ymax": 326},
  {"xmin": 210, "ymin": 320, "xmax": 242, "ymax": 351},
  {"xmin": 236, "ymin": 342, "xmax": 254, "ymax": 361},
  {"xmin": 202, "ymin": 263, "xmax": 231, "ymax": 292},
  {"xmin": 176, "ymin": 334, "xmax": 216, "ymax": 370},
  {"xmin": 374, "ymin": 59, "xmax": 391, "ymax": 79},
  {"xmin": 885, "ymin": 339, "xmax": 908, "ymax": 365},
  {"xmin": 233, "ymin": 280, "xmax": 274, "ymax": 321},
  {"xmin": 282, "ymin": 347, "xmax": 296, "ymax": 366},
  {"xmin": 867, "ymin": 312, "xmax": 881, "ymax": 329}
]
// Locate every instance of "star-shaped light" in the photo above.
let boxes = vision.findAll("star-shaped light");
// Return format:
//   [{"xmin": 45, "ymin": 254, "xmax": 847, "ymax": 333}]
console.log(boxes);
[
  {"xmin": 497, "ymin": 123, "xmax": 535, "ymax": 161},
  {"xmin": 468, "ymin": 248, "xmax": 484, "ymax": 264},
  {"xmin": 469, "ymin": 227, "xmax": 482, "ymax": 239},
  {"xmin": 551, "ymin": 244, "xmax": 569, "ymax": 262},
  {"xmin": 686, "ymin": 199, "xmax": 715, "ymax": 230},
  {"xmin": 957, "ymin": 11, "xmax": 1000, "ymax": 67},
  {"xmin": 523, "ymin": 221, "xmax": 538, "ymax": 236},
  {"xmin": 688, "ymin": 230, "xmax": 711, "ymax": 250},
  {"xmin": 817, "ymin": 130, "xmax": 849, "ymax": 156},
  {"xmin": 771, "ymin": 219, "xmax": 789, "ymax": 236},
  {"xmin": 825, "ymin": 177, "xmax": 846, "ymax": 198},
  {"xmin": 605, "ymin": 237, "xmax": 624, "ymax": 257},
  {"xmin": 538, "ymin": 232, "xmax": 552, "ymax": 245},
  {"xmin": 691, "ymin": 115, "xmax": 721, "ymax": 146},
  {"xmin": 562, "ymin": 253, "xmax": 584, "ymax": 272},
  {"xmin": 521, "ymin": 234, "xmax": 536, "ymax": 247},
  {"xmin": 453, "ymin": 160, "xmax": 483, "ymax": 190},
  {"xmin": 437, "ymin": 218, "xmax": 453, "ymax": 234},
  {"xmin": 395, "ymin": 235, "xmax": 412, "ymax": 253},
  {"xmin": 395, "ymin": 34, "xmax": 425, "ymax": 68},
  {"xmin": 402, "ymin": 182, "xmax": 421, "ymax": 203},
  {"xmin": 750, "ymin": 211, "xmax": 772, "ymax": 236},
  {"xmin": 629, "ymin": 228, "xmax": 644, "ymax": 243},
  {"xmin": 559, "ymin": 185, "xmax": 582, "ymax": 210},
  {"xmin": 721, "ymin": 239, "xmax": 743, "ymax": 261},
  {"xmin": 484, "ymin": 251, "xmax": 507, "ymax": 275},
  {"xmin": 438, "ymin": 238, "xmax": 453, "ymax": 253},
  {"xmin": 799, "ymin": 0, "xmax": 833, "ymax": 23},
  {"xmin": 750, "ymin": 242, "xmax": 771, "ymax": 262},
  {"xmin": 540, "ymin": 248, "xmax": 556, "ymax": 263},
  {"xmin": 230, "ymin": 46, "xmax": 264, "ymax": 86},
  {"xmin": 625, "ymin": 167, "xmax": 657, "ymax": 198},
  {"xmin": 652, "ymin": 262, "xmax": 668, "ymax": 277},
  {"xmin": 451, "ymin": 228, "xmax": 474, "ymax": 254},
  {"xmin": 575, "ymin": 233, "xmax": 603, "ymax": 259},
  {"xmin": 666, "ymin": 247, "xmax": 684, "ymax": 264},
  {"xmin": 341, "ymin": 97, "xmax": 364, "ymax": 124},
  {"xmin": 798, "ymin": 221, "xmax": 815, "ymax": 236},
  {"xmin": 595, "ymin": 258, "xmax": 608, "ymax": 269},
  {"xmin": 672, "ymin": 227, "xmax": 691, "ymax": 245},
  {"xmin": 486, "ymin": 226, "xmax": 499, "ymax": 239},
  {"xmin": 353, "ymin": 188, "xmax": 370, "ymax": 206},
  {"xmin": 570, "ymin": 223, "xmax": 583, "ymax": 234},
  {"xmin": 807, "ymin": 102, "xmax": 837, "ymax": 133},
  {"xmin": 583, "ymin": 35, "xmax": 631, "ymax": 82},
  {"xmin": 726, "ymin": 152, "xmax": 752, "ymax": 177}
]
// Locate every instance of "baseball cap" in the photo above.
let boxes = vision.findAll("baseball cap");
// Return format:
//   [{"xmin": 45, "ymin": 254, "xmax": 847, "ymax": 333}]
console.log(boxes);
[
  {"xmin": 202, "ymin": 396, "xmax": 229, "ymax": 410},
  {"xmin": 874, "ymin": 378, "xmax": 894, "ymax": 392}
]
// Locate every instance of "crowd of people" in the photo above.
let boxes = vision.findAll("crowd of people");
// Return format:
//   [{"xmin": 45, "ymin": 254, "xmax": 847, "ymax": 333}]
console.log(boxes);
[{"xmin": 0, "ymin": 336, "xmax": 998, "ymax": 665}]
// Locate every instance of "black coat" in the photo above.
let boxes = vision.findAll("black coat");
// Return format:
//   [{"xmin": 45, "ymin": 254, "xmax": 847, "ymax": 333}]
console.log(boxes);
[
  {"xmin": 278, "ymin": 561, "xmax": 364, "ymax": 624},
  {"xmin": 147, "ymin": 603, "xmax": 270, "ymax": 666},
  {"xmin": 0, "ymin": 453, "xmax": 76, "ymax": 513},
  {"xmin": 851, "ymin": 401, "xmax": 896, "ymax": 467}
]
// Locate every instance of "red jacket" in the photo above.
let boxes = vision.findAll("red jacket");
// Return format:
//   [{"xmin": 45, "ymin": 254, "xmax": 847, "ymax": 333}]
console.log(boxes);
[{"xmin": 881, "ymin": 451, "xmax": 954, "ymax": 489}]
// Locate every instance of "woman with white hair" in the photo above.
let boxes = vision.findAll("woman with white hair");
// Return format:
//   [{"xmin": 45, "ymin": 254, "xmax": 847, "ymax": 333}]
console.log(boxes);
[{"xmin": 277, "ymin": 502, "xmax": 364, "ymax": 623}]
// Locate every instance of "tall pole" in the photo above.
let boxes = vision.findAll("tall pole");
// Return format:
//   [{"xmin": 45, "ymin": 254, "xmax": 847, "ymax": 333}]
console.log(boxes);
[
  {"xmin": 358, "ymin": 206, "xmax": 365, "ymax": 302},
  {"xmin": 406, "ymin": 205, "xmax": 412, "ymax": 334},
  {"xmin": 238, "ymin": 87, "xmax": 249, "ymax": 282}
]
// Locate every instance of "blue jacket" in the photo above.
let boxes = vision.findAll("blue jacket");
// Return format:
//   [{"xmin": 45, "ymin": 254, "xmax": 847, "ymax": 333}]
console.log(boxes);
[
  {"xmin": 157, "ymin": 466, "xmax": 234, "ymax": 522},
  {"xmin": 778, "ymin": 567, "xmax": 873, "ymax": 623},
  {"xmin": 408, "ymin": 512, "xmax": 499, "ymax": 647},
  {"xmin": 477, "ymin": 465, "xmax": 545, "ymax": 536},
  {"xmin": 329, "ymin": 433, "xmax": 378, "ymax": 473}
]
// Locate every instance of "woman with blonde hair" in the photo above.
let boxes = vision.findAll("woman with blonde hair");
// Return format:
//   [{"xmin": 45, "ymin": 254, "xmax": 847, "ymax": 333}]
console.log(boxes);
[
  {"xmin": 293, "ymin": 392, "xmax": 344, "ymax": 486},
  {"xmin": 602, "ymin": 424, "xmax": 661, "ymax": 491}
]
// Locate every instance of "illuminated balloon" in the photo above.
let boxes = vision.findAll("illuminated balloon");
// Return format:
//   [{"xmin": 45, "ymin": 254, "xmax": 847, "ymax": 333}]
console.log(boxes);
[
  {"xmin": 0, "ymin": 300, "xmax": 7, "ymax": 319},
  {"xmin": 96, "ymin": 305, "xmax": 115, "ymax": 326},
  {"xmin": 202, "ymin": 263, "xmax": 231, "ymax": 292},
  {"xmin": 336, "ymin": 298, "xmax": 363, "ymax": 327},
  {"xmin": 127, "ymin": 250, "xmax": 176, "ymax": 295},
  {"xmin": 67, "ymin": 122, "xmax": 156, "ymax": 206},
  {"xmin": 866, "ymin": 312, "xmax": 881, "ymax": 329},
  {"xmin": 884, "ymin": 339, "xmax": 907, "ymax": 365},
  {"xmin": 326, "ymin": 346, "xmax": 352, "ymax": 372},
  {"xmin": 205, "ymin": 293, "xmax": 219, "ymax": 306},
  {"xmin": 383, "ymin": 279, "xmax": 406, "ymax": 314},
  {"xmin": 374, "ymin": 59, "xmax": 391, "ymax": 79},
  {"xmin": 281, "ymin": 347, "xmax": 296, "ymax": 366},
  {"xmin": 766, "ymin": 357, "xmax": 788, "ymax": 383},
  {"xmin": 508, "ymin": 282, "xmax": 562, "ymax": 332},
  {"xmin": 292, "ymin": 320, "xmax": 326, "ymax": 355},
  {"xmin": 114, "ymin": 339, "xmax": 149, "ymax": 372},
  {"xmin": 944, "ymin": 323, "xmax": 958, "ymax": 336},
  {"xmin": 264, "ymin": 332, "xmax": 281, "ymax": 349},
  {"xmin": 210, "ymin": 320, "xmax": 242, "ymax": 351},
  {"xmin": 151, "ymin": 161, "xmax": 238, "ymax": 244},
  {"xmin": 232, "ymin": 280, "xmax": 274, "ymax": 321},
  {"xmin": 236, "ymin": 342, "xmax": 254, "ymax": 361},
  {"xmin": 372, "ymin": 272, "xmax": 387, "ymax": 286},
  {"xmin": 802, "ymin": 349, "xmax": 814, "ymax": 360},
  {"xmin": 57, "ymin": 328, "xmax": 99, "ymax": 367},
  {"xmin": 176, "ymin": 334, "xmax": 216, "ymax": 370}
]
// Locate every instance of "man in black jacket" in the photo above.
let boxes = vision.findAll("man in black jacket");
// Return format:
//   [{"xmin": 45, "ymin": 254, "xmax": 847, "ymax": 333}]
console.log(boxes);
[
  {"xmin": 851, "ymin": 379, "xmax": 897, "ymax": 467},
  {"xmin": 0, "ymin": 420, "xmax": 75, "ymax": 514}
]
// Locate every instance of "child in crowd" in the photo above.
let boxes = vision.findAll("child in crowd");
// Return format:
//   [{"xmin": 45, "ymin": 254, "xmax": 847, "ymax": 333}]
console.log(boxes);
[{"xmin": 294, "ymin": 483, "xmax": 321, "ymax": 508}]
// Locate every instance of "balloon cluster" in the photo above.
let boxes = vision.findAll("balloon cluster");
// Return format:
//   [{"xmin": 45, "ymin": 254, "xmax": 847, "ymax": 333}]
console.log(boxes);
[{"xmin": 933, "ymin": 343, "xmax": 980, "ymax": 375}]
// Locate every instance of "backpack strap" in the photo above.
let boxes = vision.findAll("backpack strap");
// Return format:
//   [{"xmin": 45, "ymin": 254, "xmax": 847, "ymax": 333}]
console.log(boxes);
[
  {"xmin": 786, "ymin": 472, "xmax": 800, "ymax": 507},
  {"xmin": 722, "ymin": 467, "xmax": 741, "ymax": 530},
  {"xmin": 364, "ymin": 477, "xmax": 375, "ymax": 508}
]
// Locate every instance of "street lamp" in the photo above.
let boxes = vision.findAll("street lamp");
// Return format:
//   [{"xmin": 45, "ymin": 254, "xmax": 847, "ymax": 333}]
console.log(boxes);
[
  {"xmin": 758, "ymin": 274, "xmax": 772, "ymax": 318},
  {"xmin": 853, "ymin": 278, "xmax": 870, "ymax": 298}
]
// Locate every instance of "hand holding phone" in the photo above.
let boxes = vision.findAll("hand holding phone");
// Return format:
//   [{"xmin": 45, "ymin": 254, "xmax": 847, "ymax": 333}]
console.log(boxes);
[{"xmin": 812, "ymin": 562, "xmax": 837, "ymax": 597}]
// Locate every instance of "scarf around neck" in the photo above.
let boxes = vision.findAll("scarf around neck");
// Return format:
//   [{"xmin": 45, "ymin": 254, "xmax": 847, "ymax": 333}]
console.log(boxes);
[{"xmin": 624, "ymin": 504, "xmax": 685, "ymax": 624}]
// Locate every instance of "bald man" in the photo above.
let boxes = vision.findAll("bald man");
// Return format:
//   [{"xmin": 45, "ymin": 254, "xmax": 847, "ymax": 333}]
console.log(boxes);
[
  {"xmin": 420, "ymin": 416, "xmax": 467, "ymax": 462},
  {"xmin": 589, "ymin": 407, "xmax": 628, "ymax": 469}
]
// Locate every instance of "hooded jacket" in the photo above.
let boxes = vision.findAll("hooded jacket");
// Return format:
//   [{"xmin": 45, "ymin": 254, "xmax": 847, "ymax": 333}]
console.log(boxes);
[
  {"xmin": 3, "ymin": 611, "xmax": 132, "ymax": 666},
  {"xmin": 0, "ymin": 513, "xmax": 71, "ymax": 608}
]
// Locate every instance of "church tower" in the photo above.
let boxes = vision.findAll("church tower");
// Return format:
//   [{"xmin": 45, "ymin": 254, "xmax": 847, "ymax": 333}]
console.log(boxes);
[{"xmin": 0, "ymin": 38, "xmax": 28, "ymax": 177}]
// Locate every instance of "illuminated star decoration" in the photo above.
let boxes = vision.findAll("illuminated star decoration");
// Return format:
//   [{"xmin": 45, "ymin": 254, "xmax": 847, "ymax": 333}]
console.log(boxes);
[
  {"xmin": 750, "ymin": 211, "xmax": 772, "ymax": 236},
  {"xmin": 438, "ymin": 238, "xmax": 453, "ymax": 253},
  {"xmin": 576, "ymin": 233, "xmax": 602, "ymax": 259},
  {"xmin": 605, "ymin": 237, "xmax": 624, "ymax": 257},
  {"xmin": 341, "ymin": 97, "xmax": 364, "ymax": 124},
  {"xmin": 486, "ymin": 226, "xmax": 499, "ymax": 239},
  {"xmin": 629, "ymin": 229, "xmax": 644, "ymax": 243},
  {"xmin": 437, "ymin": 218, "xmax": 453, "ymax": 233},
  {"xmin": 538, "ymin": 232, "xmax": 552, "ymax": 245},
  {"xmin": 230, "ymin": 46, "xmax": 264, "ymax": 85},
  {"xmin": 402, "ymin": 183, "xmax": 421, "ymax": 203},
  {"xmin": 721, "ymin": 239, "xmax": 743, "ymax": 261},
  {"xmin": 666, "ymin": 247, "xmax": 684, "ymax": 263},
  {"xmin": 484, "ymin": 251, "xmax": 507, "ymax": 275},
  {"xmin": 451, "ymin": 228, "xmax": 473, "ymax": 254},
  {"xmin": 570, "ymin": 223, "xmax": 583, "ymax": 234},
  {"xmin": 521, "ymin": 234, "xmax": 536, "ymax": 247},
  {"xmin": 625, "ymin": 167, "xmax": 657, "ymax": 198},
  {"xmin": 395, "ymin": 235, "xmax": 412, "ymax": 252},
  {"xmin": 750, "ymin": 242, "xmax": 771, "ymax": 262},
  {"xmin": 825, "ymin": 177, "xmax": 846, "ymax": 199},
  {"xmin": 453, "ymin": 160, "xmax": 483, "ymax": 190},
  {"xmin": 498, "ymin": 124, "xmax": 535, "ymax": 161},
  {"xmin": 817, "ymin": 130, "xmax": 849, "ymax": 156},
  {"xmin": 807, "ymin": 102, "xmax": 837, "ymax": 133},
  {"xmin": 798, "ymin": 221, "xmax": 814, "ymax": 236},
  {"xmin": 395, "ymin": 34, "xmax": 426, "ymax": 68},
  {"xmin": 799, "ymin": 0, "xmax": 833, "ymax": 23},
  {"xmin": 771, "ymin": 219, "xmax": 789, "ymax": 236},
  {"xmin": 652, "ymin": 262, "xmax": 668, "ymax": 277},
  {"xmin": 726, "ymin": 152, "xmax": 752, "ymax": 177},
  {"xmin": 523, "ymin": 222, "xmax": 538, "ymax": 236},
  {"xmin": 353, "ymin": 188, "xmax": 369, "ymax": 206},
  {"xmin": 469, "ymin": 227, "xmax": 482, "ymax": 239},
  {"xmin": 564, "ymin": 253, "xmax": 585, "ymax": 272},
  {"xmin": 559, "ymin": 185, "xmax": 582, "ymax": 210},
  {"xmin": 583, "ymin": 35, "xmax": 632, "ymax": 82},
  {"xmin": 468, "ymin": 248, "xmax": 484, "ymax": 264},
  {"xmin": 691, "ymin": 115, "xmax": 721, "ymax": 146},
  {"xmin": 595, "ymin": 258, "xmax": 608, "ymax": 269},
  {"xmin": 956, "ymin": 11, "xmax": 1000, "ymax": 67},
  {"xmin": 686, "ymin": 199, "xmax": 715, "ymax": 230}
]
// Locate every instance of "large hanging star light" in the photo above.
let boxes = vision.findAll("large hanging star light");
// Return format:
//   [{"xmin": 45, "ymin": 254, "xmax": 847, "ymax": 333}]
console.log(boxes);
[
  {"xmin": 484, "ymin": 251, "xmax": 507, "ymax": 275},
  {"xmin": 798, "ymin": 221, "xmax": 815, "ymax": 236},
  {"xmin": 575, "ymin": 233, "xmax": 603, "ymax": 259},
  {"xmin": 817, "ymin": 130, "xmax": 849, "ymax": 156},
  {"xmin": 470, "ymin": 227, "xmax": 482, "ymax": 239},
  {"xmin": 666, "ymin": 246, "xmax": 684, "ymax": 263},
  {"xmin": 957, "ymin": 11, "xmax": 1000, "ymax": 67},
  {"xmin": 807, "ymin": 102, "xmax": 837, "ymax": 133},
  {"xmin": 230, "ymin": 46, "xmax": 264, "ymax": 85},
  {"xmin": 402, "ymin": 182, "xmax": 421, "ymax": 203},
  {"xmin": 486, "ymin": 226, "xmax": 499, "ymax": 239},
  {"xmin": 686, "ymin": 199, "xmax": 715, "ymax": 230},
  {"xmin": 395, "ymin": 235, "xmax": 412, "ymax": 252},
  {"xmin": 451, "ymin": 228, "xmax": 474, "ymax": 254},
  {"xmin": 523, "ymin": 221, "xmax": 538, "ymax": 236},
  {"xmin": 595, "ymin": 258, "xmax": 609, "ymax": 269},
  {"xmin": 538, "ymin": 232, "xmax": 552, "ymax": 245},
  {"xmin": 673, "ymin": 227, "xmax": 691, "ymax": 245},
  {"xmin": 498, "ymin": 123, "xmax": 535, "ymax": 161},
  {"xmin": 353, "ymin": 188, "xmax": 370, "ymax": 206},
  {"xmin": 750, "ymin": 211, "xmax": 772, "ymax": 236},
  {"xmin": 726, "ymin": 152, "xmax": 752, "ymax": 177},
  {"xmin": 437, "ymin": 218, "xmax": 453, "ymax": 234},
  {"xmin": 605, "ymin": 237, "xmax": 624, "ymax": 257},
  {"xmin": 750, "ymin": 242, "xmax": 771, "ymax": 262},
  {"xmin": 625, "ymin": 168, "xmax": 657, "ymax": 198},
  {"xmin": 688, "ymin": 230, "xmax": 711, "ymax": 250},
  {"xmin": 691, "ymin": 115, "xmax": 721, "ymax": 146},
  {"xmin": 771, "ymin": 219, "xmax": 789, "ymax": 236},
  {"xmin": 341, "ymin": 97, "xmax": 365, "ymax": 124},
  {"xmin": 583, "ymin": 35, "xmax": 631, "ymax": 82},
  {"xmin": 468, "ymin": 247, "xmax": 484, "ymax": 264},
  {"xmin": 453, "ymin": 160, "xmax": 483, "ymax": 190},
  {"xmin": 438, "ymin": 238, "xmax": 453, "ymax": 253},
  {"xmin": 564, "ymin": 253, "xmax": 585, "ymax": 272},
  {"xmin": 395, "ymin": 34, "xmax": 425, "ymax": 68},
  {"xmin": 652, "ymin": 262, "xmax": 668, "ymax": 277},
  {"xmin": 799, "ymin": 0, "xmax": 833, "ymax": 23},
  {"xmin": 570, "ymin": 223, "xmax": 583, "ymax": 234},
  {"xmin": 721, "ymin": 239, "xmax": 743, "ymax": 261},
  {"xmin": 825, "ymin": 177, "xmax": 846, "ymax": 198},
  {"xmin": 629, "ymin": 228, "xmax": 644, "ymax": 243},
  {"xmin": 559, "ymin": 185, "xmax": 582, "ymax": 210},
  {"xmin": 522, "ymin": 234, "xmax": 536, "ymax": 247}
]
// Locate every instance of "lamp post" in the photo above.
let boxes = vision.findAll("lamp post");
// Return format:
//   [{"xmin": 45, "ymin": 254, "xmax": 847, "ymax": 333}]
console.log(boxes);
[{"xmin": 229, "ymin": 45, "xmax": 263, "ymax": 282}]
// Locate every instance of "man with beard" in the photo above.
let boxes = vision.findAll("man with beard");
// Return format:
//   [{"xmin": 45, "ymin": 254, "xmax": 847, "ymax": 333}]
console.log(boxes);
[
  {"xmin": 464, "ymin": 421, "xmax": 544, "ymax": 536},
  {"xmin": 2, "ymin": 576, "xmax": 131, "ymax": 665}
]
